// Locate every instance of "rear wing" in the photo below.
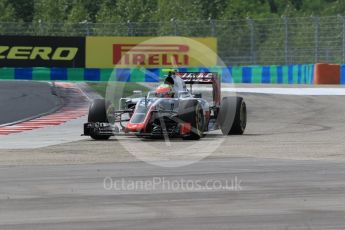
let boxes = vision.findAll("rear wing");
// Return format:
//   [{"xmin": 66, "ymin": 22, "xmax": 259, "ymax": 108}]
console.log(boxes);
[{"xmin": 175, "ymin": 72, "xmax": 218, "ymax": 84}]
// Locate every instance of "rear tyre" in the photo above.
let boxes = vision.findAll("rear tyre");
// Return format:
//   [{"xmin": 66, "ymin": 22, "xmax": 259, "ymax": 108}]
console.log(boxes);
[
  {"xmin": 178, "ymin": 100, "xmax": 204, "ymax": 140},
  {"xmin": 218, "ymin": 97, "xmax": 246, "ymax": 135},
  {"xmin": 88, "ymin": 99, "xmax": 111, "ymax": 140}
]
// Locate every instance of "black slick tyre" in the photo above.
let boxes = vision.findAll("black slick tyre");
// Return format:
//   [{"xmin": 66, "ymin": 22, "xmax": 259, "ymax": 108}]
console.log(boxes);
[
  {"xmin": 178, "ymin": 100, "xmax": 204, "ymax": 140},
  {"xmin": 218, "ymin": 97, "xmax": 246, "ymax": 135},
  {"xmin": 88, "ymin": 99, "xmax": 111, "ymax": 140}
]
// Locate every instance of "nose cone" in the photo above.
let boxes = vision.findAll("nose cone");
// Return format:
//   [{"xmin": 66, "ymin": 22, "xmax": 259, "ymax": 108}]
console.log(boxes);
[{"xmin": 126, "ymin": 122, "xmax": 145, "ymax": 132}]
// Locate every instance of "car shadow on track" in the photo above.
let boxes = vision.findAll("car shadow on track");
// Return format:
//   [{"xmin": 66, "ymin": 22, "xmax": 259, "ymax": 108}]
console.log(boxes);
[{"xmin": 84, "ymin": 133, "xmax": 263, "ymax": 143}]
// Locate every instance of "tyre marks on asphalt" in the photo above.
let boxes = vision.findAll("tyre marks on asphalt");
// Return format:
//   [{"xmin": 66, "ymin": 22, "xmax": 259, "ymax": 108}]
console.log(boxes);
[{"xmin": 0, "ymin": 82, "xmax": 89, "ymax": 135}]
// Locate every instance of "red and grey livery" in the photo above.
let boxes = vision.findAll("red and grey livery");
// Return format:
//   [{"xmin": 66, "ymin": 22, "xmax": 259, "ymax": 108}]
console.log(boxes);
[{"xmin": 83, "ymin": 71, "xmax": 247, "ymax": 140}]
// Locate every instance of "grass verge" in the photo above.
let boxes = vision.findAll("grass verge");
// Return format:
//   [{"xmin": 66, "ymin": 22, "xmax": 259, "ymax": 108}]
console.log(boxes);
[{"xmin": 88, "ymin": 82, "xmax": 150, "ymax": 98}]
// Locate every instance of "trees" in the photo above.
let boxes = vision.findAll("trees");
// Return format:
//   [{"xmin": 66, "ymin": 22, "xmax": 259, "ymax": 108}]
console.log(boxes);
[
  {"xmin": 33, "ymin": 0, "xmax": 73, "ymax": 23},
  {"xmin": 0, "ymin": 0, "xmax": 342, "ymax": 25},
  {"xmin": 0, "ymin": 0, "xmax": 16, "ymax": 22},
  {"xmin": 10, "ymin": 0, "xmax": 34, "ymax": 22},
  {"xmin": 221, "ymin": 0, "xmax": 271, "ymax": 20},
  {"xmin": 96, "ymin": 0, "xmax": 118, "ymax": 23},
  {"xmin": 67, "ymin": 1, "xmax": 91, "ymax": 23},
  {"xmin": 0, "ymin": 0, "xmax": 342, "ymax": 64}
]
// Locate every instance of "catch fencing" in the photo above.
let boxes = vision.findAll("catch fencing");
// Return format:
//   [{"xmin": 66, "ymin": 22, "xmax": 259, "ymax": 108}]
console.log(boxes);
[{"xmin": 0, "ymin": 16, "xmax": 344, "ymax": 66}]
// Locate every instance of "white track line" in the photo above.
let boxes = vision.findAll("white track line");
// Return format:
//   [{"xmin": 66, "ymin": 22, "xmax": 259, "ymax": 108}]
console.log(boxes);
[{"xmin": 213, "ymin": 87, "xmax": 345, "ymax": 95}]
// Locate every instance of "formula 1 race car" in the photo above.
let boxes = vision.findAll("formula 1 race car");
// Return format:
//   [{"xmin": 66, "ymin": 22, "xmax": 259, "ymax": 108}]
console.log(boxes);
[{"xmin": 83, "ymin": 71, "xmax": 246, "ymax": 140}]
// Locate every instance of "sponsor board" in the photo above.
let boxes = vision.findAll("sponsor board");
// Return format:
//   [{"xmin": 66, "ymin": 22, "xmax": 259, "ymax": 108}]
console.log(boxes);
[
  {"xmin": 86, "ymin": 36, "xmax": 217, "ymax": 68},
  {"xmin": 0, "ymin": 36, "xmax": 85, "ymax": 67}
]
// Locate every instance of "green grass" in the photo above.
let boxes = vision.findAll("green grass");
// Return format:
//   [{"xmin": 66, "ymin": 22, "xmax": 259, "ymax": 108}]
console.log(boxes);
[{"xmin": 88, "ymin": 82, "xmax": 149, "ymax": 98}]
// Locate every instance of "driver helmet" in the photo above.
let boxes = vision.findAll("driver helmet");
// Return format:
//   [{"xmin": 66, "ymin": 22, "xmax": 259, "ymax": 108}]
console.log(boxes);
[{"xmin": 155, "ymin": 84, "xmax": 174, "ymax": 98}]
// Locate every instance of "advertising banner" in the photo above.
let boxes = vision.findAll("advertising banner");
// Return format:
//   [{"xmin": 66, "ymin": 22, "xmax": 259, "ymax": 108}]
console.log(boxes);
[
  {"xmin": 0, "ymin": 36, "xmax": 85, "ymax": 67},
  {"xmin": 86, "ymin": 36, "xmax": 217, "ymax": 68}
]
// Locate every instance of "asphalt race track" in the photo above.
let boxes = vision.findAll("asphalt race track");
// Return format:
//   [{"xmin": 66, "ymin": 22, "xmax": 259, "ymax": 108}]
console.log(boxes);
[
  {"xmin": 0, "ymin": 81, "xmax": 61, "ymax": 125},
  {"xmin": 0, "ymin": 85, "xmax": 345, "ymax": 229},
  {"xmin": 1, "ymin": 158, "xmax": 345, "ymax": 230}
]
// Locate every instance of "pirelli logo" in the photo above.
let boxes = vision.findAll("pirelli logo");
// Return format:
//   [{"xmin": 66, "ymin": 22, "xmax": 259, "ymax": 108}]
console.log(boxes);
[
  {"xmin": 113, "ymin": 44, "xmax": 189, "ymax": 66},
  {"xmin": 86, "ymin": 37, "xmax": 217, "ymax": 68}
]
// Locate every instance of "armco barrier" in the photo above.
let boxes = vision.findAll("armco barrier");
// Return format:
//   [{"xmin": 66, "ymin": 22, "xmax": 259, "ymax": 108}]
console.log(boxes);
[
  {"xmin": 0, "ymin": 64, "xmax": 315, "ymax": 83},
  {"xmin": 223, "ymin": 64, "xmax": 314, "ymax": 84}
]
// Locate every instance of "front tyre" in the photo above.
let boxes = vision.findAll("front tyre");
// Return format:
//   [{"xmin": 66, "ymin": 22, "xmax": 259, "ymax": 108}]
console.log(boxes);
[
  {"xmin": 88, "ymin": 99, "xmax": 111, "ymax": 140},
  {"xmin": 178, "ymin": 100, "xmax": 204, "ymax": 140}
]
